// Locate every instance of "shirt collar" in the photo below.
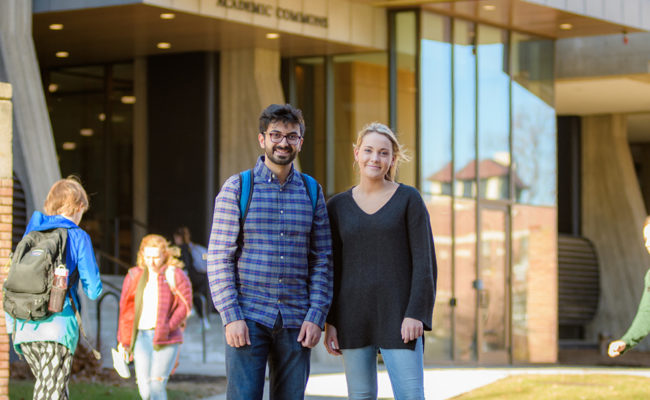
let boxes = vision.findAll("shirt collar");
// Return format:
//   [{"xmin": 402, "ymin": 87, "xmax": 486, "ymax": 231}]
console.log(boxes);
[{"xmin": 253, "ymin": 155, "xmax": 297, "ymax": 184}]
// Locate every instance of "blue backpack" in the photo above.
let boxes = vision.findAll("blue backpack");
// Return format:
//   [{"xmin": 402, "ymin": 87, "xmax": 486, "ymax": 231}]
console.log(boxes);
[{"xmin": 238, "ymin": 169, "xmax": 319, "ymax": 225}]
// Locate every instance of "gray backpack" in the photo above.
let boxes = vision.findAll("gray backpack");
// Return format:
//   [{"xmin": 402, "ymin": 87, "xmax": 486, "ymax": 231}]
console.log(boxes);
[{"xmin": 3, "ymin": 228, "xmax": 68, "ymax": 320}]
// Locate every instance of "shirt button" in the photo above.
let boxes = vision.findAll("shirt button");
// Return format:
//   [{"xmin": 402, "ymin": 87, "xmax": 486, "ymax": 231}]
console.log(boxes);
[
  {"xmin": 277, "ymin": 299, "xmax": 282, "ymax": 304},
  {"xmin": 268, "ymin": 178, "xmax": 272, "ymax": 183},
  {"xmin": 280, "ymin": 232, "xmax": 284, "ymax": 237},
  {"xmin": 280, "ymin": 210, "xmax": 284, "ymax": 214},
  {"xmin": 280, "ymin": 256, "xmax": 284, "ymax": 260},
  {"xmin": 279, "ymin": 278, "xmax": 283, "ymax": 283}
]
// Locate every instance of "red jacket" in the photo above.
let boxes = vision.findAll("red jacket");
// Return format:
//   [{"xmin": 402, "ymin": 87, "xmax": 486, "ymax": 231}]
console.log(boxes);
[{"xmin": 117, "ymin": 265, "xmax": 193, "ymax": 351}]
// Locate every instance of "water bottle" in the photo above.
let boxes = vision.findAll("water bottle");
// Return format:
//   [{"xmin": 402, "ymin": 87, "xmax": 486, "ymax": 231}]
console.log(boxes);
[{"xmin": 48, "ymin": 264, "xmax": 68, "ymax": 313}]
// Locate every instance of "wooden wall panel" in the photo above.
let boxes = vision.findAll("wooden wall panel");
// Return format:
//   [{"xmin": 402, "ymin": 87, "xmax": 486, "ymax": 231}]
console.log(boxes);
[{"xmin": 582, "ymin": 114, "xmax": 650, "ymax": 348}]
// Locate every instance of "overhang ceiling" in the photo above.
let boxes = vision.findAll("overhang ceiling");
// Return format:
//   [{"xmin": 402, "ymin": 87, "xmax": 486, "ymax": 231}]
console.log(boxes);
[
  {"xmin": 33, "ymin": 4, "xmax": 376, "ymax": 68},
  {"xmin": 556, "ymin": 76, "xmax": 650, "ymax": 142},
  {"xmin": 368, "ymin": 0, "xmax": 643, "ymax": 39}
]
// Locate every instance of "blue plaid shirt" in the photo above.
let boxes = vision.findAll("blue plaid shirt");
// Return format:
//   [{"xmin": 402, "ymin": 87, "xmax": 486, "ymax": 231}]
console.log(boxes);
[{"xmin": 207, "ymin": 156, "xmax": 333, "ymax": 329}]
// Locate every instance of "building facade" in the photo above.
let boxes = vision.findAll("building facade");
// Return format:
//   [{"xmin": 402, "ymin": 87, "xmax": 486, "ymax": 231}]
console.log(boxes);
[{"xmin": 1, "ymin": 0, "xmax": 650, "ymax": 371}]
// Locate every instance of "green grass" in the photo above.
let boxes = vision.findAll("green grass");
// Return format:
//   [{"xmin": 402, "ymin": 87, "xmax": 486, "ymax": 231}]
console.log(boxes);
[
  {"xmin": 9, "ymin": 380, "xmax": 207, "ymax": 400},
  {"xmin": 454, "ymin": 374, "xmax": 650, "ymax": 399}
]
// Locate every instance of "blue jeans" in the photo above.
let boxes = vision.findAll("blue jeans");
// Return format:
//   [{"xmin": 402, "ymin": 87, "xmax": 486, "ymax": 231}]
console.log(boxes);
[
  {"xmin": 341, "ymin": 337, "xmax": 424, "ymax": 400},
  {"xmin": 224, "ymin": 314, "xmax": 311, "ymax": 400},
  {"xmin": 133, "ymin": 330, "xmax": 180, "ymax": 400}
]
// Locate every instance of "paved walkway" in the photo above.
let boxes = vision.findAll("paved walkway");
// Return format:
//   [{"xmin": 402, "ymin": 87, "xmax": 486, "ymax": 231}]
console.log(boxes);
[
  {"xmin": 89, "ymin": 277, "xmax": 650, "ymax": 400},
  {"xmin": 199, "ymin": 366, "xmax": 650, "ymax": 400}
]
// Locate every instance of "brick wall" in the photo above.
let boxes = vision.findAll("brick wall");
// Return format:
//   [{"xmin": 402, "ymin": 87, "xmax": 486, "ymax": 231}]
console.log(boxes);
[{"xmin": 0, "ymin": 82, "xmax": 13, "ymax": 399}]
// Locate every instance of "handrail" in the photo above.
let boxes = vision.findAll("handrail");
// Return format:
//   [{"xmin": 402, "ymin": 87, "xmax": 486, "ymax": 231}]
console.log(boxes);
[
  {"xmin": 95, "ymin": 248, "xmax": 131, "ymax": 274},
  {"xmin": 96, "ymin": 291, "xmax": 120, "ymax": 352},
  {"xmin": 194, "ymin": 294, "xmax": 208, "ymax": 363}
]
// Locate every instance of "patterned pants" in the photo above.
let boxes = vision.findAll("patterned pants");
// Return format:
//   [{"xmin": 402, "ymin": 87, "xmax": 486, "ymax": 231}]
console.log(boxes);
[{"xmin": 20, "ymin": 341, "xmax": 73, "ymax": 400}]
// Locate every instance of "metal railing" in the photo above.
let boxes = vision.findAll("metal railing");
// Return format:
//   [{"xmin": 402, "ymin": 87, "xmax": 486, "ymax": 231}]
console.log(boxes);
[{"xmin": 94, "ymin": 276, "xmax": 211, "ymax": 363}]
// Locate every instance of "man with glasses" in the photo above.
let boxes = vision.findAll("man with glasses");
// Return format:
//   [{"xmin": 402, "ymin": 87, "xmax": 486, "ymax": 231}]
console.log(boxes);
[{"xmin": 207, "ymin": 104, "xmax": 333, "ymax": 400}]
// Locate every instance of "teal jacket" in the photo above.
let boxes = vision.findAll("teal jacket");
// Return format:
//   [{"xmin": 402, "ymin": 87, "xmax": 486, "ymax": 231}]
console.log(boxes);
[
  {"xmin": 620, "ymin": 269, "xmax": 650, "ymax": 353},
  {"xmin": 4, "ymin": 211, "xmax": 103, "ymax": 354}
]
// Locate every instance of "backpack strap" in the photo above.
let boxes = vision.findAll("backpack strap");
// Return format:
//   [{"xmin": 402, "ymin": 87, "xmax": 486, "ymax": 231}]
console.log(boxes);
[
  {"xmin": 238, "ymin": 169, "xmax": 254, "ymax": 226},
  {"xmin": 300, "ymin": 172, "xmax": 319, "ymax": 213},
  {"xmin": 165, "ymin": 266, "xmax": 191, "ymax": 317}
]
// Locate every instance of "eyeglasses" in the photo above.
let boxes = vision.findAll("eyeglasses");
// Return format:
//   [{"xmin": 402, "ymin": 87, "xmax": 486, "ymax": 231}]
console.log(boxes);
[{"xmin": 266, "ymin": 132, "xmax": 302, "ymax": 145}]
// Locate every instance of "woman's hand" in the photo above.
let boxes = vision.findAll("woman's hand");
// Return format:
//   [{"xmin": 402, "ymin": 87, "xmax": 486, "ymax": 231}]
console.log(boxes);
[
  {"xmin": 608, "ymin": 340, "xmax": 626, "ymax": 357},
  {"xmin": 323, "ymin": 323, "xmax": 342, "ymax": 356},
  {"xmin": 401, "ymin": 317, "xmax": 423, "ymax": 344}
]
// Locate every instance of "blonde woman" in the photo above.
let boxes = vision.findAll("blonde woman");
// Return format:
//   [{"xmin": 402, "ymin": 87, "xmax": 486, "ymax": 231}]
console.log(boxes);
[
  {"xmin": 324, "ymin": 122, "xmax": 437, "ymax": 400},
  {"xmin": 608, "ymin": 216, "xmax": 650, "ymax": 358},
  {"xmin": 117, "ymin": 234, "xmax": 192, "ymax": 400}
]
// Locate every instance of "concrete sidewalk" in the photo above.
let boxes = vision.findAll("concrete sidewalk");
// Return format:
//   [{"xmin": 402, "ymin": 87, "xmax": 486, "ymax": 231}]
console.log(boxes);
[{"xmin": 200, "ymin": 366, "xmax": 650, "ymax": 400}]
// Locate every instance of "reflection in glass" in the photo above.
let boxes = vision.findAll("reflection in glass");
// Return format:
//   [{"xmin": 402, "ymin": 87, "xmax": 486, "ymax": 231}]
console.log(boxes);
[
  {"xmin": 454, "ymin": 199, "xmax": 477, "ymax": 361},
  {"xmin": 478, "ymin": 207, "xmax": 508, "ymax": 362},
  {"xmin": 45, "ymin": 63, "xmax": 134, "ymax": 265},
  {"xmin": 512, "ymin": 205, "xmax": 557, "ymax": 362},
  {"xmin": 454, "ymin": 20, "xmax": 477, "ymax": 199},
  {"xmin": 477, "ymin": 25, "xmax": 510, "ymax": 201},
  {"xmin": 511, "ymin": 33, "xmax": 556, "ymax": 206},
  {"xmin": 394, "ymin": 11, "xmax": 417, "ymax": 187},
  {"xmin": 420, "ymin": 12, "xmax": 452, "ymax": 362}
]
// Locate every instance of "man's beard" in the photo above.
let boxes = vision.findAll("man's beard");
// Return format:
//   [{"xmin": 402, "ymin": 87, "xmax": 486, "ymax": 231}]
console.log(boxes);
[{"xmin": 265, "ymin": 144, "xmax": 297, "ymax": 166}]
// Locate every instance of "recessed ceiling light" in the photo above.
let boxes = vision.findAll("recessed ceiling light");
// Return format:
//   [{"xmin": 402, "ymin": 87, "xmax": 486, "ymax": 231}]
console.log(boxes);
[
  {"xmin": 157, "ymin": 42, "xmax": 171, "ymax": 49},
  {"xmin": 98, "ymin": 113, "xmax": 106, "ymax": 121},
  {"xmin": 80, "ymin": 128, "xmax": 94, "ymax": 137},
  {"xmin": 559, "ymin": 23, "xmax": 573, "ymax": 30},
  {"xmin": 483, "ymin": 5, "xmax": 496, "ymax": 11},
  {"xmin": 55, "ymin": 51, "xmax": 69, "ymax": 58},
  {"xmin": 121, "ymin": 95, "xmax": 136, "ymax": 104},
  {"xmin": 266, "ymin": 33, "xmax": 280, "ymax": 39},
  {"xmin": 49, "ymin": 23, "xmax": 64, "ymax": 30},
  {"xmin": 62, "ymin": 142, "xmax": 77, "ymax": 150},
  {"xmin": 48, "ymin": 83, "xmax": 59, "ymax": 93},
  {"xmin": 160, "ymin": 13, "xmax": 176, "ymax": 20}
]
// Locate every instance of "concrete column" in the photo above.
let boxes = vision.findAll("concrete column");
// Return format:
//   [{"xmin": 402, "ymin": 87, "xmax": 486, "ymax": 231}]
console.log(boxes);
[
  {"xmin": 219, "ymin": 48, "xmax": 285, "ymax": 184},
  {"xmin": 0, "ymin": 82, "xmax": 13, "ymax": 400},
  {"xmin": 0, "ymin": 0, "xmax": 60, "ymax": 213},
  {"xmin": 582, "ymin": 114, "xmax": 650, "ymax": 347}
]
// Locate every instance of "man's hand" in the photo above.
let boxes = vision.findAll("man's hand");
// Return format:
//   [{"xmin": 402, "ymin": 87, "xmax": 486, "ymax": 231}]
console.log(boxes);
[
  {"xmin": 608, "ymin": 340, "xmax": 626, "ymax": 358},
  {"xmin": 401, "ymin": 317, "xmax": 423, "ymax": 344},
  {"xmin": 225, "ymin": 320, "xmax": 250, "ymax": 348},
  {"xmin": 323, "ymin": 323, "xmax": 341, "ymax": 356},
  {"xmin": 297, "ymin": 321, "xmax": 322, "ymax": 348}
]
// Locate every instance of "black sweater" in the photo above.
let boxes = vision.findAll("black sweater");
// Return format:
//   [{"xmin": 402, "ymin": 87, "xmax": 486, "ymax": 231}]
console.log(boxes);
[{"xmin": 326, "ymin": 184, "xmax": 437, "ymax": 350}]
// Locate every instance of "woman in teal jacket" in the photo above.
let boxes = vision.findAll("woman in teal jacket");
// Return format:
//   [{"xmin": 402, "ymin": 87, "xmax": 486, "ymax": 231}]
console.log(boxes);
[
  {"xmin": 608, "ymin": 215, "xmax": 650, "ymax": 357},
  {"xmin": 5, "ymin": 177, "xmax": 103, "ymax": 400}
]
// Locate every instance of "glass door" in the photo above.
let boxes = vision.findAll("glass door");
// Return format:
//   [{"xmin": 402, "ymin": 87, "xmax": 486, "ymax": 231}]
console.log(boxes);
[{"xmin": 477, "ymin": 205, "xmax": 510, "ymax": 363}]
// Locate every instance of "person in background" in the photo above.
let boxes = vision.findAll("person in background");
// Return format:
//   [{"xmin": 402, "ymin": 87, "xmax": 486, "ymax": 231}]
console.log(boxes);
[
  {"xmin": 117, "ymin": 234, "xmax": 193, "ymax": 400},
  {"xmin": 608, "ymin": 216, "xmax": 650, "ymax": 358},
  {"xmin": 5, "ymin": 176, "xmax": 103, "ymax": 400},
  {"xmin": 207, "ymin": 104, "xmax": 333, "ymax": 400},
  {"xmin": 323, "ymin": 122, "xmax": 437, "ymax": 400},
  {"xmin": 174, "ymin": 226, "xmax": 211, "ymax": 329}
]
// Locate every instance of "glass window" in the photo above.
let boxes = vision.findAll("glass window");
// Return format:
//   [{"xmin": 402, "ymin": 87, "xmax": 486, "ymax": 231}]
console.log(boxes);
[
  {"xmin": 332, "ymin": 52, "xmax": 389, "ymax": 193},
  {"xmin": 511, "ymin": 33, "xmax": 556, "ymax": 206},
  {"xmin": 453, "ymin": 19, "xmax": 478, "ymax": 361},
  {"xmin": 477, "ymin": 25, "xmax": 510, "ymax": 201},
  {"xmin": 454, "ymin": 20, "xmax": 477, "ymax": 199},
  {"xmin": 420, "ymin": 12, "xmax": 452, "ymax": 362},
  {"xmin": 394, "ymin": 11, "xmax": 418, "ymax": 187},
  {"xmin": 45, "ymin": 63, "xmax": 134, "ymax": 267}
]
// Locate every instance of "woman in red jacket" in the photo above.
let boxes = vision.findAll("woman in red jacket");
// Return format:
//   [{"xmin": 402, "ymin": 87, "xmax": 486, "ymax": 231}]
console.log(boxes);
[{"xmin": 117, "ymin": 234, "xmax": 192, "ymax": 399}]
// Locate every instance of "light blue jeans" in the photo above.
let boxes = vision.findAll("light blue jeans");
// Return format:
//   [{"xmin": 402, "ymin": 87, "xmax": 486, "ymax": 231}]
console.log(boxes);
[
  {"xmin": 341, "ymin": 337, "xmax": 424, "ymax": 400},
  {"xmin": 133, "ymin": 329, "xmax": 180, "ymax": 400}
]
